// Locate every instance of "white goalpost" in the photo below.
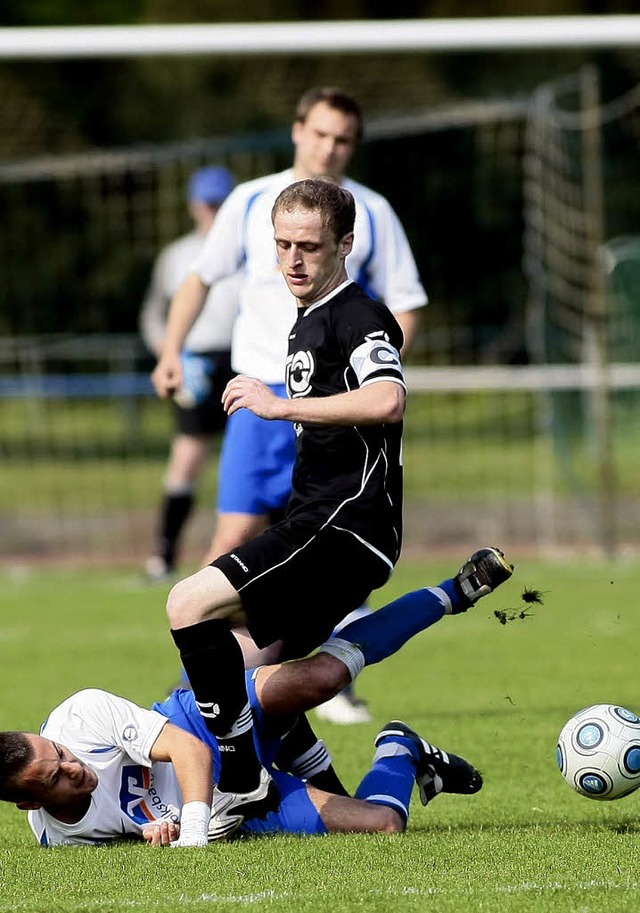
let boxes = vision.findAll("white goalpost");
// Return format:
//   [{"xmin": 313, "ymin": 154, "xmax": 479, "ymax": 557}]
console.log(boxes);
[{"xmin": 0, "ymin": 16, "xmax": 640, "ymax": 58}]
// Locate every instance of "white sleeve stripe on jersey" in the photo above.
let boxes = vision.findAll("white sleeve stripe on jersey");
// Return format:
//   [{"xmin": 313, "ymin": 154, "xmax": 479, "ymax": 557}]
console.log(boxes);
[{"xmin": 359, "ymin": 375, "xmax": 406, "ymax": 391}]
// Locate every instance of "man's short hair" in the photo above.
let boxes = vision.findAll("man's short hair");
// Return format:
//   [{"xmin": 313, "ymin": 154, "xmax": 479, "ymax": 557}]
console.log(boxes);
[
  {"xmin": 0, "ymin": 732, "xmax": 34, "ymax": 803},
  {"xmin": 271, "ymin": 179, "xmax": 356, "ymax": 244},
  {"xmin": 295, "ymin": 87, "xmax": 363, "ymax": 140}
]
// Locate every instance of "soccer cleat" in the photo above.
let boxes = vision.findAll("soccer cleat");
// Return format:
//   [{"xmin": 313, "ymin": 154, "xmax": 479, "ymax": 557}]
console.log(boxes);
[
  {"xmin": 208, "ymin": 767, "xmax": 281, "ymax": 841},
  {"xmin": 453, "ymin": 546, "xmax": 514, "ymax": 612},
  {"xmin": 315, "ymin": 691, "xmax": 373, "ymax": 725},
  {"xmin": 375, "ymin": 720, "xmax": 483, "ymax": 805}
]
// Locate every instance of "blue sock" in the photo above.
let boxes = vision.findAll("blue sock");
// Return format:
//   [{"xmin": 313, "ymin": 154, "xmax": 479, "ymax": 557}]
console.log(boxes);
[
  {"xmin": 336, "ymin": 579, "xmax": 459, "ymax": 667},
  {"xmin": 354, "ymin": 735, "xmax": 420, "ymax": 824},
  {"xmin": 332, "ymin": 603, "xmax": 373, "ymax": 636}
]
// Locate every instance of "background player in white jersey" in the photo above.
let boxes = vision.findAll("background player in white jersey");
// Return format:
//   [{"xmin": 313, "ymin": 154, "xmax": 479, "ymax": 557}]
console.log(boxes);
[
  {"xmin": 0, "ymin": 542, "xmax": 515, "ymax": 846},
  {"xmin": 140, "ymin": 166, "xmax": 239, "ymax": 584},
  {"xmin": 152, "ymin": 88, "xmax": 428, "ymax": 724}
]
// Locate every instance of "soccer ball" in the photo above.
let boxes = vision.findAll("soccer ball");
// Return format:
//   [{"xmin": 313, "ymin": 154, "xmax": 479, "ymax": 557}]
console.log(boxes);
[{"xmin": 557, "ymin": 703, "xmax": 640, "ymax": 800}]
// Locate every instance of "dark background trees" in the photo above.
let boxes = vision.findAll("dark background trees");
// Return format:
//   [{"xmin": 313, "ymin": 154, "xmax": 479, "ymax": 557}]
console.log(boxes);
[{"xmin": 1, "ymin": 3, "xmax": 639, "ymax": 361}]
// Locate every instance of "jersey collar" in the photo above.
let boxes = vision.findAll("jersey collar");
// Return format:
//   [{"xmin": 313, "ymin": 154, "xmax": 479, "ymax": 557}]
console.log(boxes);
[{"xmin": 302, "ymin": 279, "xmax": 354, "ymax": 317}]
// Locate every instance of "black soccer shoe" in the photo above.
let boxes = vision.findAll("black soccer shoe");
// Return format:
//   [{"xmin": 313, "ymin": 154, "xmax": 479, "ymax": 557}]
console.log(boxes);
[
  {"xmin": 208, "ymin": 768, "xmax": 281, "ymax": 841},
  {"xmin": 375, "ymin": 720, "xmax": 483, "ymax": 806},
  {"xmin": 453, "ymin": 546, "xmax": 514, "ymax": 612}
]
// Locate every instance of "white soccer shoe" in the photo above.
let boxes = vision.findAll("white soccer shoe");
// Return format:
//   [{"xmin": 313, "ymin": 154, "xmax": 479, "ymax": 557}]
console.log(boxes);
[
  {"xmin": 142, "ymin": 555, "xmax": 175, "ymax": 585},
  {"xmin": 315, "ymin": 691, "xmax": 373, "ymax": 725},
  {"xmin": 208, "ymin": 767, "xmax": 280, "ymax": 841}
]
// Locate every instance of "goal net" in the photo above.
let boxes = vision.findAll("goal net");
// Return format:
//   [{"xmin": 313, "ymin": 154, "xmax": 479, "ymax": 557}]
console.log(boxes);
[
  {"xmin": 523, "ymin": 67, "xmax": 640, "ymax": 553},
  {"xmin": 1, "ymin": 19, "xmax": 640, "ymax": 564}
]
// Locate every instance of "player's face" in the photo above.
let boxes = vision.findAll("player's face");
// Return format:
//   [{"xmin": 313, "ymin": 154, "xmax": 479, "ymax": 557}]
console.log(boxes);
[
  {"xmin": 292, "ymin": 102, "xmax": 359, "ymax": 180},
  {"xmin": 274, "ymin": 205, "xmax": 353, "ymax": 306},
  {"xmin": 190, "ymin": 200, "xmax": 220, "ymax": 235},
  {"xmin": 16, "ymin": 734, "xmax": 99, "ymax": 809}
]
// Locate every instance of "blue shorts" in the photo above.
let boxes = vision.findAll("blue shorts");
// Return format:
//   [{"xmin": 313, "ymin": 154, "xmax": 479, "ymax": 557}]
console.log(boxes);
[
  {"xmin": 152, "ymin": 676, "xmax": 327, "ymax": 838},
  {"xmin": 217, "ymin": 385, "xmax": 296, "ymax": 515},
  {"xmin": 238, "ymin": 768, "xmax": 326, "ymax": 838}
]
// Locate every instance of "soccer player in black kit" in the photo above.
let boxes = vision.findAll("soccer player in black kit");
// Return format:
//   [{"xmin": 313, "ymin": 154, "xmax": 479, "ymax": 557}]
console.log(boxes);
[{"xmin": 166, "ymin": 179, "xmax": 514, "ymax": 839}]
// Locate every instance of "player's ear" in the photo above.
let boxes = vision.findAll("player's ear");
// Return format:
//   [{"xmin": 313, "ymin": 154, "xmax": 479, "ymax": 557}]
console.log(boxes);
[
  {"xmin": 16, "ymin": 800, "xmax": 42, "ymax": 811},
  {"xmin": 340, "ymin": 232, "xmax": 354, "ymax": 258}
]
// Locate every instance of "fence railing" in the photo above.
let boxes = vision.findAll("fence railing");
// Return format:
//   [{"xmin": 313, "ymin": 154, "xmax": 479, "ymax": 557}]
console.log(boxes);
[{"xmin": 2, "ymin": 335, "xmax": 639, "ymax": 565}]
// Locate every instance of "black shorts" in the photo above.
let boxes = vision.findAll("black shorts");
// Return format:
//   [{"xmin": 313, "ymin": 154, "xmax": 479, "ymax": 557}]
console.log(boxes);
[
  {"xmin": 173, "ymin": 350, "xmax": 234, "ymax": 436},
  {"xmin": 211, "ymin": 519, "xmax": 393, "ymax": 658}
]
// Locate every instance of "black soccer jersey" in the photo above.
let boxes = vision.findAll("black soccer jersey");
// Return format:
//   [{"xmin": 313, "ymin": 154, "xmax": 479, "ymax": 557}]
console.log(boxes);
[{"xmin": 284, "ymin": 279, "xmax": 406, "ymax": 568}]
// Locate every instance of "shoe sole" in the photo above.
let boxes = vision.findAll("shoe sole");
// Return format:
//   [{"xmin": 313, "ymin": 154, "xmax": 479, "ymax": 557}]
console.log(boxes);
[{"xmin": 456, "ymin": 547, "xmax": 514, "ymax": 607}]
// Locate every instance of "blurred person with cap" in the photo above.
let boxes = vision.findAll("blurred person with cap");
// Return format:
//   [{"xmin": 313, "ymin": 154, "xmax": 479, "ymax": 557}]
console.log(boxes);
[{"xmin": 140, "ymin": 165, "xmax": 240, "ymax": 584}]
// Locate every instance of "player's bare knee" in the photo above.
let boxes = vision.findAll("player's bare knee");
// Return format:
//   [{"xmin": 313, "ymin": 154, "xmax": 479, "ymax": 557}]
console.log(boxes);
[
  {"xmin": 165, "ymin": 576, "xmax": 215, "ymax": 629},
  {"xmin": 375, "ymin": 807, "xmax": 405, "ymax": 834},
  {"xmin": 167, "ymin": 567, "xmax": 241, "ymax": 629},
  {"xmin": 166, "ymin": 578, "xmax": 193, "ymax": 628}
]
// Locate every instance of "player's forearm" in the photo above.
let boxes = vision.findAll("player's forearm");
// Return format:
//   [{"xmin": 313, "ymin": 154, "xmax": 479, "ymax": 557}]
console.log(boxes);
[
  {"xmin": 170, "ymin": 740, "xmax": 213, "ymax": 847},
  {"xmin": 150, "ymin": 723, "xmax": 213, "ymax": 806},
  {"xmin": 280, "ymin": 381, "xmax": 405, "ymax": 426},
  {"xmin": 394, "ymin": 308, "xmax": 421, "ymax": 356},
  {"xmin": 163, "ymin": 273, "xmax": 210, "ymax": 356},
  {"xmin": 170, "ymin": 744, "xmax": 213, "ymax": 810}
]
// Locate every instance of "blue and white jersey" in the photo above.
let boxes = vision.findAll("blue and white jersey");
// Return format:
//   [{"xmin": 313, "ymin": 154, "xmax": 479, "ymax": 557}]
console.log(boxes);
[
  {"xmin": 26, "ymin": 686, "xmax": 329, "ymax": 847},
  {"xmin": 28, "ymin": 689, "xmax": 182, "ymax": 847},
  {"xmin": 192, "ymin": 168, "xmax": 427, "ymax": 384}
]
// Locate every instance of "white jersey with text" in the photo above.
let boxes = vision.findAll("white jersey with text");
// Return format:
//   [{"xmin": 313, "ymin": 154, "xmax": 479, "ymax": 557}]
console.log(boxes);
[
  {"xmin": 285, "ymin": 279, "xmax": 406, "ymax": 566},
  {"xmin": 28, "ymin": 689, "xmax": 183, "ymax": 847},
  {"xmin": 192, "ymin": 168, "xmax": 427, "ymax": 383}
]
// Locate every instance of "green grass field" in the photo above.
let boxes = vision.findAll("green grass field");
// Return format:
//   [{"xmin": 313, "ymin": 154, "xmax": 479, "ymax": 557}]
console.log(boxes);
[{"xmin": 1, "ymin": 555, "xmax": 639, "ymax": 913}]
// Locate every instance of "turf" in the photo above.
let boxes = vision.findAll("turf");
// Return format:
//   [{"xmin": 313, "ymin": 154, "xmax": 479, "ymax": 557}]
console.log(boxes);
[{"xmin": 0, "ymin": 554, "xmax": 639, "ymax": 912}]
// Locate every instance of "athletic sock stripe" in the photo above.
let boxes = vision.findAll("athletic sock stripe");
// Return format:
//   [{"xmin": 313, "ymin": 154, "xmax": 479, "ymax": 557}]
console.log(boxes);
[
  {"xmin": 428, "ymin": 585, "xmax": 452, "ymax": 613},
  {"xmin": 374, "ymin": 742, "xmax": 412, "ymax": 763},
  {"xmin": 289, "ymin": 741, "xmax": 331, "ymax": 779},
  {"xmin": 223, "ymin": 703, "xmax": 254, "ymax": 738},
  {"xmin": 364, "ymin": 794, "xmax": 409, "ymax": 819},
  {"xmin": 194, "ymin": 701, "xmax": 254, "ymax": 734}
]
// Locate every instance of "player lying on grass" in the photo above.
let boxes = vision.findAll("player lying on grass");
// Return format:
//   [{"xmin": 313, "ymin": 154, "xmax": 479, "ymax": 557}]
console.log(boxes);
[{"xmin": 0, "ymin": 547, "xmax": 513, "ymax": 847}]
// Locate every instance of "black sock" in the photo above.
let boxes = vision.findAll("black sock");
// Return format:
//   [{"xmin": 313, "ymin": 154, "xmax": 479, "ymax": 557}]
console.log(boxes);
[
  {"xmin": 171, "ymin": 619, "xmax": 262, "ymax": 793},
  {"xmin": 158, "ymin": 491, "xmax": 194, "ymax": 566},
  {"xmin": 274, "ymin": 714, "xmax": 349, "ymax": 797}
]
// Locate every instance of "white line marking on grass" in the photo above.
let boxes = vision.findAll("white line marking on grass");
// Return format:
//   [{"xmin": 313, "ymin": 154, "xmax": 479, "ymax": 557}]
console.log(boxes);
[
  {"xmin": 371, "ymin": 880, "xmax": 640, "ymax": 900},
  {"xmin": 0, "ymin": 894, "xmax": 295, "ymax": 912},
  {"xmin": 194, "ymin": 891, "xmax": 292, "ymax": 903},
  {"xmin": 2, "ymin": 880, "xmax": 638, "ymax": 912},
  {"xmin": 383, "ymin": 887, "xmax": 443, "ymax": 895},
  {"xmin": 496, "ymin": 879, "xmax": 640, "ymax": 894}
]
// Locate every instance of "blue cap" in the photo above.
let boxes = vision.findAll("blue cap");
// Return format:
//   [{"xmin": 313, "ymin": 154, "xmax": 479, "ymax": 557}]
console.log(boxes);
[{"xmin": 188, "ymin": 166, "xmax": 236, "ymax": 205}]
